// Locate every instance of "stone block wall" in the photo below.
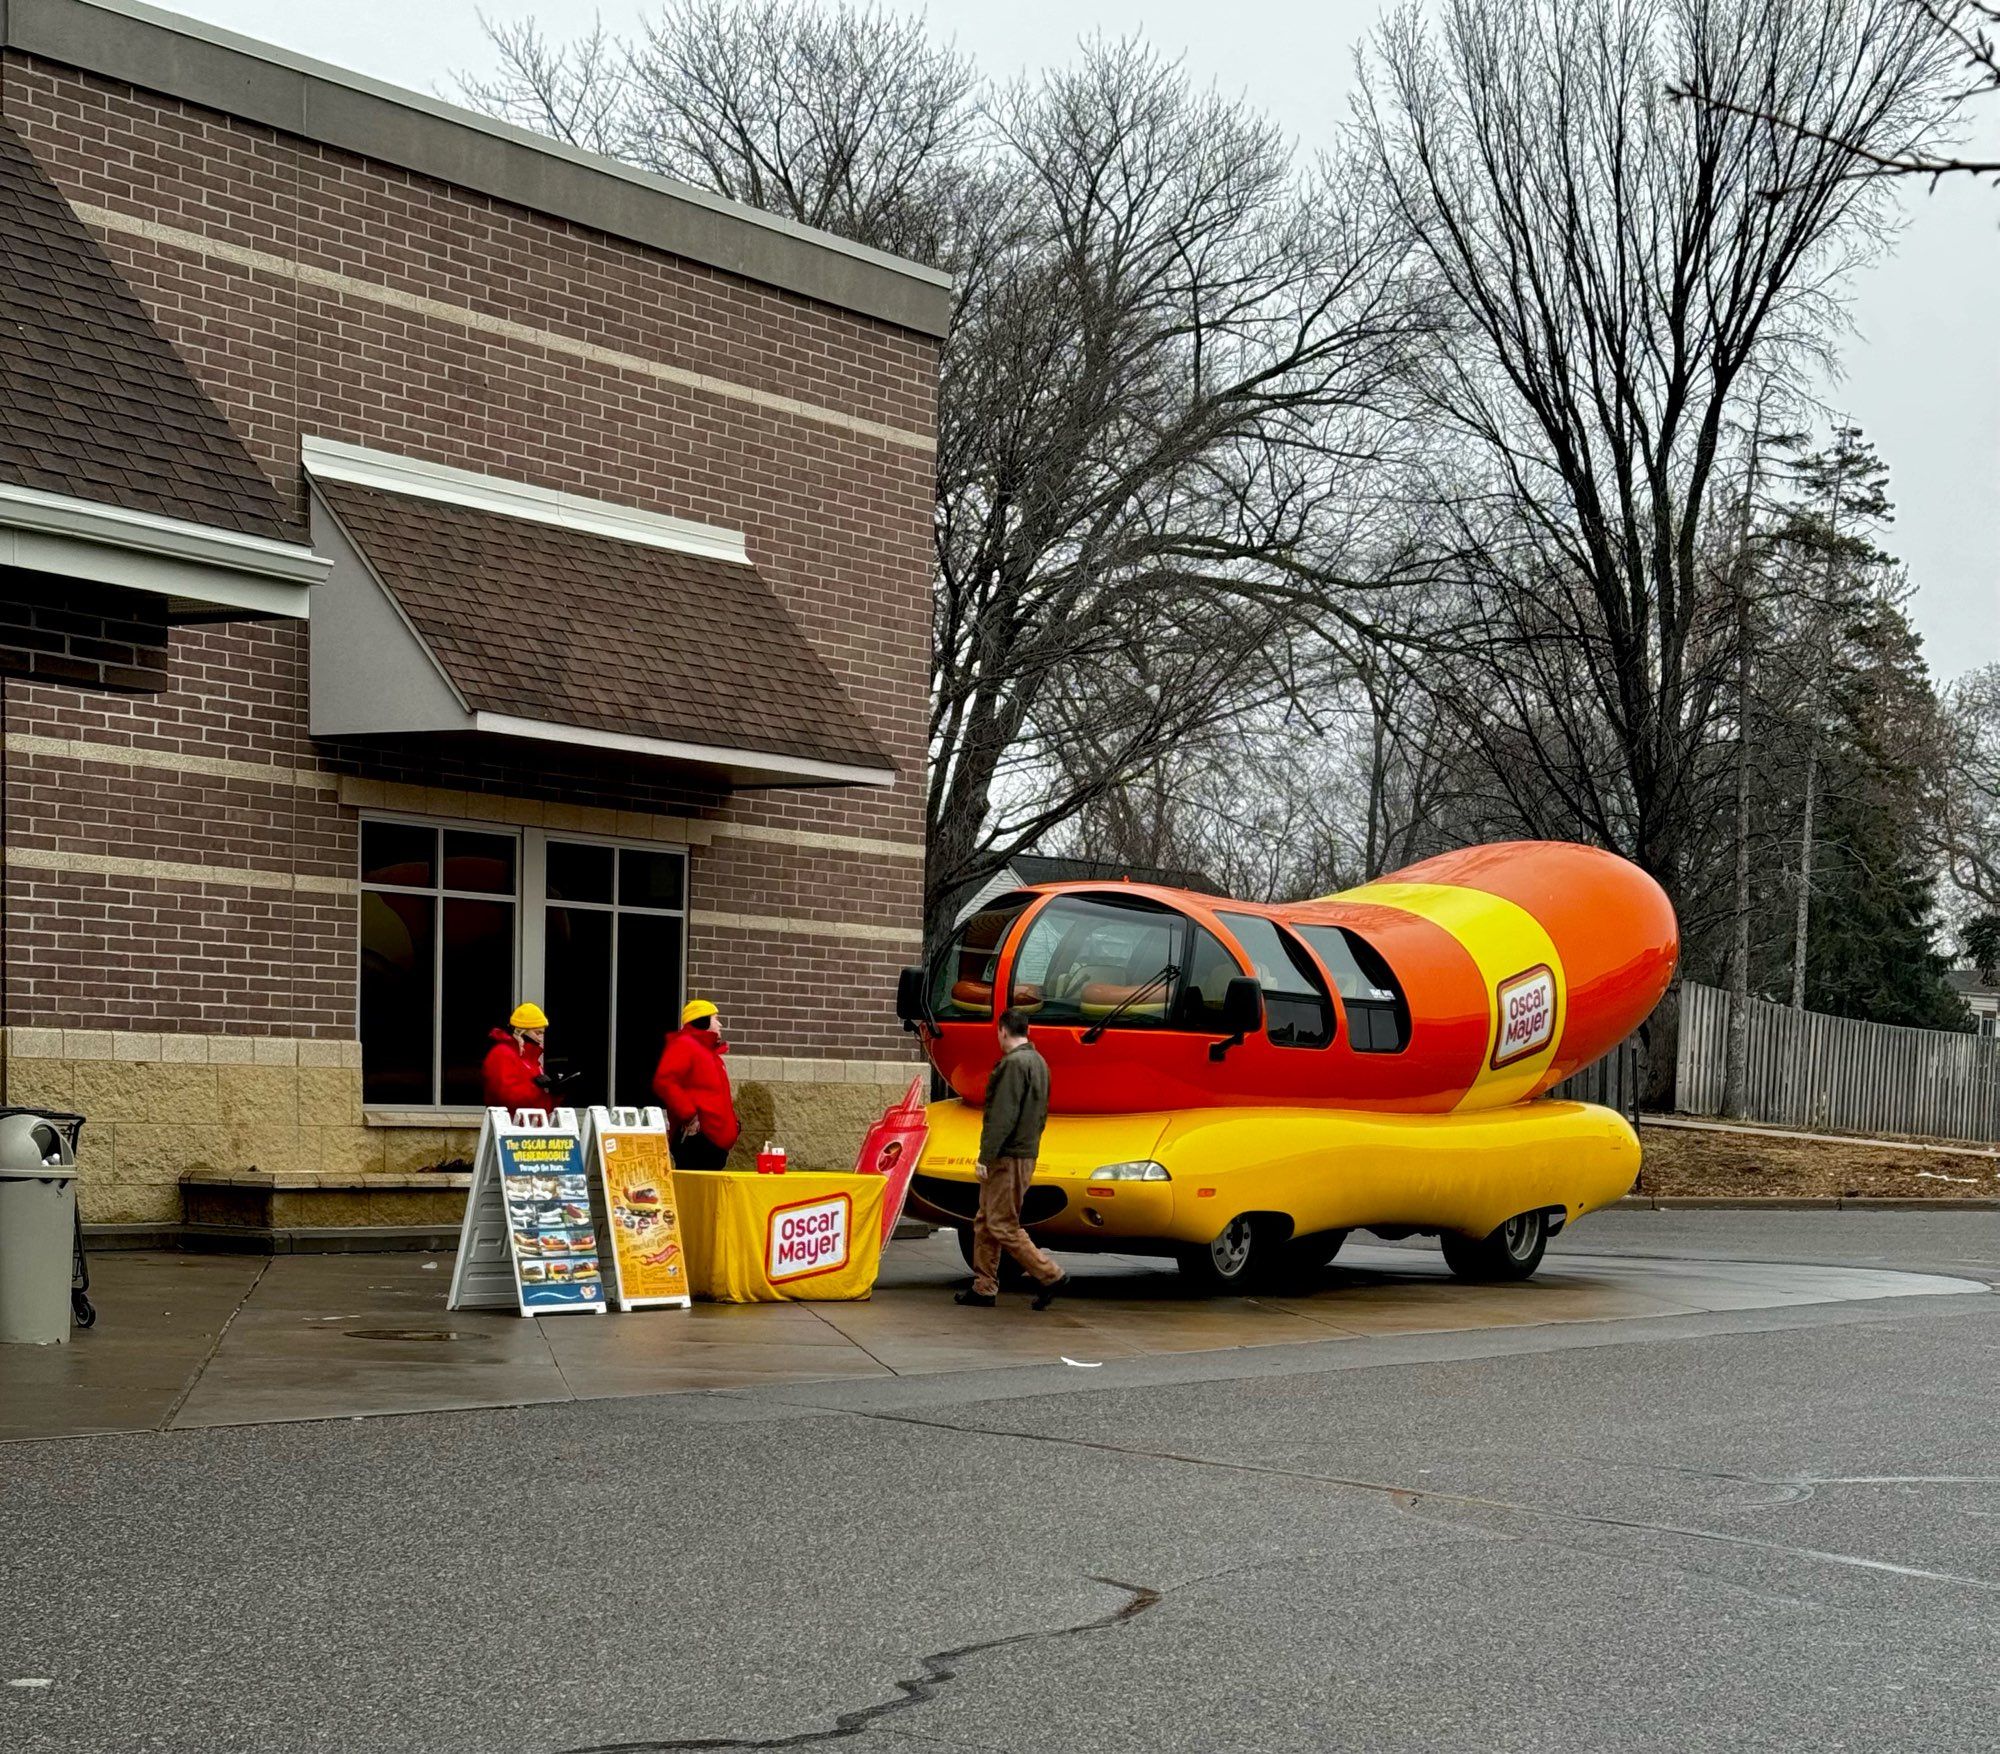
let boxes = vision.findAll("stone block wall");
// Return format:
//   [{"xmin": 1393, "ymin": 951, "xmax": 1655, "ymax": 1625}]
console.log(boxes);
[{"xmin": 2, "ymin": 1027, "xmax": 921, "ymax": 1222}]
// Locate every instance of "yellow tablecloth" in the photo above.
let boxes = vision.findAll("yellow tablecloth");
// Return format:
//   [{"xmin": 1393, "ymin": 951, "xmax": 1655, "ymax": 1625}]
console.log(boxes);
[{"xmin": 674, "ymin": 1170, "xmax": 884, "ymax": 1302}]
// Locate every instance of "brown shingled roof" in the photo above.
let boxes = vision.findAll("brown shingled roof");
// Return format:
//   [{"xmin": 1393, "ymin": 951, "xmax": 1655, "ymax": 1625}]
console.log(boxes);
[
  {"xmin": 0, "ymin": 117, "xmax": 294, "ymax": 543},
  {"xmin": 314, "ymin": 477, "xmax": 895, "ymax": 776}
]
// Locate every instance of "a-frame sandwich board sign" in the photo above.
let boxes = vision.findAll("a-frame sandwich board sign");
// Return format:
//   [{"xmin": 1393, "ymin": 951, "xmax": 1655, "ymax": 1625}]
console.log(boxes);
[
  {"xmin": 586, "ymin": 1106, "xmax": 692, "ymax": 1312},
  {"xmin": 447, "ymin": 1107, "xmax": 607, "ymax": 1316}
]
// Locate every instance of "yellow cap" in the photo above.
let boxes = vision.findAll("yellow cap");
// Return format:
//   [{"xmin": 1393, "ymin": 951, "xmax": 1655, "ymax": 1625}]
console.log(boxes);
[
  {"xmin": 680, "ymin": 999, "xmax": 718, "ymax": 1027},
  {"xmin": 509, "ymin": 1002, "xmax": 550, "ymax": 1029}
]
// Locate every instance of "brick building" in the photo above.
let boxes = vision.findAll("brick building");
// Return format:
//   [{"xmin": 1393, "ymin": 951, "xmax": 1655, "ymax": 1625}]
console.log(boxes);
[{"xmin": 0, "ymin": 0, "xmax": 945, "ymax": 1225}]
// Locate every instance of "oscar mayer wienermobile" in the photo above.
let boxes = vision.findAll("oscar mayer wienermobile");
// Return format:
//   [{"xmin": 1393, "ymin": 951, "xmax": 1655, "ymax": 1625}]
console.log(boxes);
[{"xmin": 895, "ymin": 841, "xmax": 1677, "ymax": 1290}]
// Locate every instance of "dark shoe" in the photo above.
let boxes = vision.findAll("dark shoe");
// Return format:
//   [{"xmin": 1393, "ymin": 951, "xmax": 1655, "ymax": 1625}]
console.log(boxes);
[
  {"xmin": 954, "ymin": 1289, "xmax": 996, "ymax": 1307},
  {"xmin": 1030, "ymin": 1272, "xmax": 1068, "ymax": 1311}
]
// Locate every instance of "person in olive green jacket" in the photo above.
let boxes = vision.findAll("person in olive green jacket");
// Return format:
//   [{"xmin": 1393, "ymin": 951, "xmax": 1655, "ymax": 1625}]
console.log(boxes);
[{"xmin": 957, "ymin": 1007, "xmax": 1067, "ymax": 1308}]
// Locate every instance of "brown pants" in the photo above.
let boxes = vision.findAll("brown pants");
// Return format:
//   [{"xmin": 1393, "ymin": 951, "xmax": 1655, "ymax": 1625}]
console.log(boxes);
[{"xmin": 973, "ymin": 1155, "xmax": 1061, "ymax": 1296}]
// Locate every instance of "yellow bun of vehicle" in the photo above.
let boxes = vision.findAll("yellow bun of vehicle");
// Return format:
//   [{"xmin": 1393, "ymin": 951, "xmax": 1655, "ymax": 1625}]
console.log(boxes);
[{"xmin": 910, "ymin": 1098, "xmax": 1640, "ymax": 1292}]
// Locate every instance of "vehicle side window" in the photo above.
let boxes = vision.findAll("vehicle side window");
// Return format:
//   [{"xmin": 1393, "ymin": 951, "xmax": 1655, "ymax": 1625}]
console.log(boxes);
[
  {"xmin": 929, "ymin": 893, "xmax": 1035, "ymax": 1020},
  {"xmin": 1171, "ymin": 926, "xmax": 1243, "ymax": 1032},
  {"xmin": 1295, "ymin": 923, "xmax": 1411, "ymax": 1053},
  {"xmin": 1009, "ymin": 895, "xmax": 1183, "ymax": 1028},
  {"xmin": 1217, "ymin": 912, "xmax": 1334, "ymax": 1049}
]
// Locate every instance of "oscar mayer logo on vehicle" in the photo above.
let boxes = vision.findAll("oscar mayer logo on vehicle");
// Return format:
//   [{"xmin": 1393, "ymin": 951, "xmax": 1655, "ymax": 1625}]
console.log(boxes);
[
  {"xmin": 1491, "ymin": 964, "xmax": 1557, "ymax": 1068},
  {"xmin": 768, "ymin": 1193, "xmax": 852, "ymax": 1282}
]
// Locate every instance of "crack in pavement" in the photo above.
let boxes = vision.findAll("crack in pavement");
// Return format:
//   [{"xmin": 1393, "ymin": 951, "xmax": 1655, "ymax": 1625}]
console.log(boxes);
[
  {"xmin": 834, "ymin": 1407, "xmax": 2000, "ymax": 1597},
  {"xmin": 549, "ymin": 1577, "xmax": 1160, "ymax": 1753}
]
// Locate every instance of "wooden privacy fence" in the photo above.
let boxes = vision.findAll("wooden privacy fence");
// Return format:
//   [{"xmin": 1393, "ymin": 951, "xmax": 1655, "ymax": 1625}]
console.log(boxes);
[
  {"xmin": 1676, "ymin": 981, "xmax": 2000, "ymax": 1143},
  {"xmin": 1550, "ymin": 1036, "xmax": 1643, "ymax": 1124}
]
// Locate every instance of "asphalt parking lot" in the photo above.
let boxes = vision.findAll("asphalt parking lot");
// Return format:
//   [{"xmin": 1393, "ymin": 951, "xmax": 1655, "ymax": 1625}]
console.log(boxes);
[{"xmin": 3, "ymin": 1209, "xmax": 1996, "ymax": 1753}]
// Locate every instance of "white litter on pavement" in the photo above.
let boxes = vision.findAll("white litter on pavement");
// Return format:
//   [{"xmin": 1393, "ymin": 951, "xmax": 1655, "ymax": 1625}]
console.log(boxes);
[
  {"xmin": 420, "ymin": 1262, "xmax": 439, "ymax": 1270},
  {"xmin": 1060, "ymin": 1357, "xmax": 1103, "ymax": 1368},
  {"xmin": 8, "ymin": 1679, "xmax": 54, "ymax": 1689},
  {"xmin": 1915, "ymin": 1170, "xmax": 1980, "ymax": 1184}
]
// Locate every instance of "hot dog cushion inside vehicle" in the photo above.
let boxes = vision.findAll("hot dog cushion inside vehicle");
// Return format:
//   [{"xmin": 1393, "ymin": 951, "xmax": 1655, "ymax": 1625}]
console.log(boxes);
[{"xmin": 896, "ymin": 840, "xmax": 1677, "ymax": 1291}]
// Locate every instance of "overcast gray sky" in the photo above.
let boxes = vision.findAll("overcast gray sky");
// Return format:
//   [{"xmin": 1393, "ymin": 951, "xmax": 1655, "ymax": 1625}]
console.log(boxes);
[{"xmin": 169, "ymin": 0, "xmax": 2000, "ymax": 677}]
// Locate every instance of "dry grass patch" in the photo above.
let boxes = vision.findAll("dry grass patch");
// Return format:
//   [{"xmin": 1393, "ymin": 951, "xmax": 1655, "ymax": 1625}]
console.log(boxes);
[{"xmin": 1637, "ymin": 1122, "xmax": 2000, "ymax": 1200}]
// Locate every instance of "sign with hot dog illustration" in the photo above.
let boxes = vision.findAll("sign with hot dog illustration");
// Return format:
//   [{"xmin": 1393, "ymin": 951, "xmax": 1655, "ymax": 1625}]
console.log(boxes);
[{"xmin": 586, "ymin": 1108, "xmax": 692, "ymax": 1311}]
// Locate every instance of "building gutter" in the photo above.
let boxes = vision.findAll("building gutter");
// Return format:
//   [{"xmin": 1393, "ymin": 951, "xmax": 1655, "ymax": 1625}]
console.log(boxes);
[{"xmin": 0, "ymin": 480, "xmax": 328, "ymax": 619}]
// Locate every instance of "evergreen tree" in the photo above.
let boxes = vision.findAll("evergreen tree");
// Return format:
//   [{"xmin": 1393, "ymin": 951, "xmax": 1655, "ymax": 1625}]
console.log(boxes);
[
  {"xmin": 1761, "ymin": 430, "xmax": 1972, "ymax": 1030},
  {"xmin": 1806, "ymin": 590, "xmax": 1972, "ymax": 1029}
]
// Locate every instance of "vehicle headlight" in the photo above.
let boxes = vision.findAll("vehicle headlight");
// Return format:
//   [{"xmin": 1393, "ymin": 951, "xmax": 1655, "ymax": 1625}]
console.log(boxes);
[{"xmin": 1090, "ymin": 1160, "xmax": 1171, "ymax": 1182}]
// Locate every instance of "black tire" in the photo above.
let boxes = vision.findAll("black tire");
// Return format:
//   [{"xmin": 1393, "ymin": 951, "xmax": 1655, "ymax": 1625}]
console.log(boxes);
[
  {"xmin": 1176, "ymin": 1214, "xmax": 1281, "ymax": 1294},
  {"xmin": 1440, "ymin": 1211, "xmax": 1549, "ymax": 1282},
  {"xmin": 1283, "ymin": 1228, "xmax": 1350, "ymax": 1275},
  {"xmin": 955, "ymin": 1225, "xmax": 1029, "ymax": 1287}
]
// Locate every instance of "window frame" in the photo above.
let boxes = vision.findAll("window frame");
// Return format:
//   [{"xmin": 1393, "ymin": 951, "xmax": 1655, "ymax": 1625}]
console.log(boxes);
[
  {"xmin": 1006, "ymin": 892, "xmax": 1236, "ymax": 1035},
  {"xmin": 1215, "ymin": 911, "xmax": 1337, "ymax": 1050},
  {"xmin": 1291, "ymin": 921, "xmax": 1412, "ymax": 1055},
  {"xmin": 358, "ymin": 811, "xmax": 690, "ymax": 1113}
]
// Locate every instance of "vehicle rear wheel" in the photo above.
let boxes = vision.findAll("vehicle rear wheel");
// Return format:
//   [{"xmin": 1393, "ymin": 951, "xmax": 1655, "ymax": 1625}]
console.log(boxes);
[
  {"xmin": 955, "ymin": 1224, "xmax": 1029, "ymax": 1287},
  {"xmin": 1439, "ymin": 1211, "xmax": 1549, "ymax": 1282},
  {"xmin": 1176, "ymin": 1215, "xmax": 1279, "ymax": 1294}
]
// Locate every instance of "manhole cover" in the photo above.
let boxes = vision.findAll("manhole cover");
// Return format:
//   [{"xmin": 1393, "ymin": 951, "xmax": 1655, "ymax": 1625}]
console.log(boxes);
[{"xmin": 341, "ymin": 1328, "xmax": 464, "ymax": 1343}]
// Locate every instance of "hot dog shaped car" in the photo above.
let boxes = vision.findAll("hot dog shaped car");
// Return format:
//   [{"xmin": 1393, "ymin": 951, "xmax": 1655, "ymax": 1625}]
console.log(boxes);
[{"xmin": 895, "ymin": 840, "xmax": 1677, "ymax": 1289}]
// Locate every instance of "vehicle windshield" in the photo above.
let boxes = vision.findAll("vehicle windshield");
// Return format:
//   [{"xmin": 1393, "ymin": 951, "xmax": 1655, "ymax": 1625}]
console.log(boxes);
[
  {"xmin": 928, "ymin": 892, "xmax": 1035, "ymax": 1021},
  {"xmin": 1010, "ymin": 894, "xmax": 1184, "ymax": 1028}
]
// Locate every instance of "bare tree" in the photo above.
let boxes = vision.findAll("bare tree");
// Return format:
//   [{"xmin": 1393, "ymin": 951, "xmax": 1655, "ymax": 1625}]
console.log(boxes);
[
  {"xmin": 1670, "ymin": 2, "xmax": 2000, "ymax": 189},
  {"xmin": 1044, "ymin": 622, "xmax": 1462, "ymax": 903},
  {"xmin": 464, "ymin": 1, "xmax": 981, "ymax": 259},
  {"xmin": 465, "ymin": 11, "xmax": 1438, "ymax": 945},
  {"xmin": 1356, "ymin": 0, "xmax": 1961, "ymax": 1092},
  {"xmin": 1936, "ymin": 663, "xmax": 2000, "ymax": 916}
]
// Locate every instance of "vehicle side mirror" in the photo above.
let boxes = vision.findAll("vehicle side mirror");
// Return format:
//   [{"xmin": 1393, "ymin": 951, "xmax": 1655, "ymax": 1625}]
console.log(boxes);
[
  {"xmin": 1210, "ymin": 976, "xmax": 1262, "ymax": 1061},
  {"xmin": 1222, "ymin": 976, "xmax": 1263, "ymax": 1036},
  {"xmin": 896, "ymin": 966, "xmax": 930, "ymax": 1033}
]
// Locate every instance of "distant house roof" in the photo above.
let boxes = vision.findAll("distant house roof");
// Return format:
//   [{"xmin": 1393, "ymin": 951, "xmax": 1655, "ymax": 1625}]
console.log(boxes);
[
  {"xmin": 949, "ymin": 853, "xmax": 1222, "ymax": 926},
  {"xmin": 1947, "ymin": 968, "xmax": 1999, "ymax": 1001},
  {"xmin": 1006, "ymin": 855, "xmax": 1221, "ymax": 893}
]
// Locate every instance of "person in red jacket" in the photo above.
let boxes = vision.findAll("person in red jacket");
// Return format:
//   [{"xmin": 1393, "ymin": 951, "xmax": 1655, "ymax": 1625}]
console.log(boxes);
[
  {"xmin": 483, "ymin": 1002, "xmax": 553, "ymax": 1114},
  {"xmin": 654, "ymin": 999, "xmax": 740, "ymax": 1169}
]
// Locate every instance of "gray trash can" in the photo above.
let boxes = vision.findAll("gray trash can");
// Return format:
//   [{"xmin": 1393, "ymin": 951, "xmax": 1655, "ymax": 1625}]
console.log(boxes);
[{"xmin": 0, "ymin": 1108, "xmax": 85, "ymax": 1346}]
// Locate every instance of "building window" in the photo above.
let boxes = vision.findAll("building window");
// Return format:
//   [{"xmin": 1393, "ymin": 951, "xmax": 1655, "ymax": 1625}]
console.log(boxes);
[{"xmin": 359, "ymin": 817, "xmax": 686, "ymax": 1110}]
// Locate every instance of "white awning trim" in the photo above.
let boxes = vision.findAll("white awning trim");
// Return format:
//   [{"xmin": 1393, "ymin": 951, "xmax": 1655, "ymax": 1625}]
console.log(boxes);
[
  {"xmin": 468, "ymin": 711, "xmax": 898, "ymax": 789},
  {"xmin": 302, "ymin": 437, "xmax": 750, "ymax": 566},
  {"xmin": 0, "ymin": 477, "xmax": 327, "ymax": 618}
]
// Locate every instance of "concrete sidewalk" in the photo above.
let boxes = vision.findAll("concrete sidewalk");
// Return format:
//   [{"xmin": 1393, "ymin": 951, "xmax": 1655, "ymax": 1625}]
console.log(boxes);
[{"xmin": 2, "ymin": 1229, "xmax": 1982, "ymax": 1441}]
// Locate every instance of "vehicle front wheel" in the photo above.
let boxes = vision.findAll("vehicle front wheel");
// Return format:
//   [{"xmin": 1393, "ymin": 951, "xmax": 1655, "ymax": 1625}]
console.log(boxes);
[
  {"xmin": 1439, "ymin": 1211, "xmax": 1549, "ymax": 1282},
  {"xmin": 1176, "ymin": 1215, "xmax": 1280, "ymax": 1294}
]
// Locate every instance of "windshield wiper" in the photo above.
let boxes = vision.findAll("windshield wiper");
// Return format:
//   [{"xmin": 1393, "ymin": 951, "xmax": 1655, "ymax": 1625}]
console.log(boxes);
[{"xmin": 1081, "ymin": 963, "xmax": 1180, "ymax": 1044}]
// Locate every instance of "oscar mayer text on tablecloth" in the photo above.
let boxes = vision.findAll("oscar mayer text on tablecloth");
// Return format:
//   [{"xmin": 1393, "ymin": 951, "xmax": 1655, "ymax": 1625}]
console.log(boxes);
[{"xmin": 767, "ymin": 1192, "xmax": 853, "ymax": 1284}]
